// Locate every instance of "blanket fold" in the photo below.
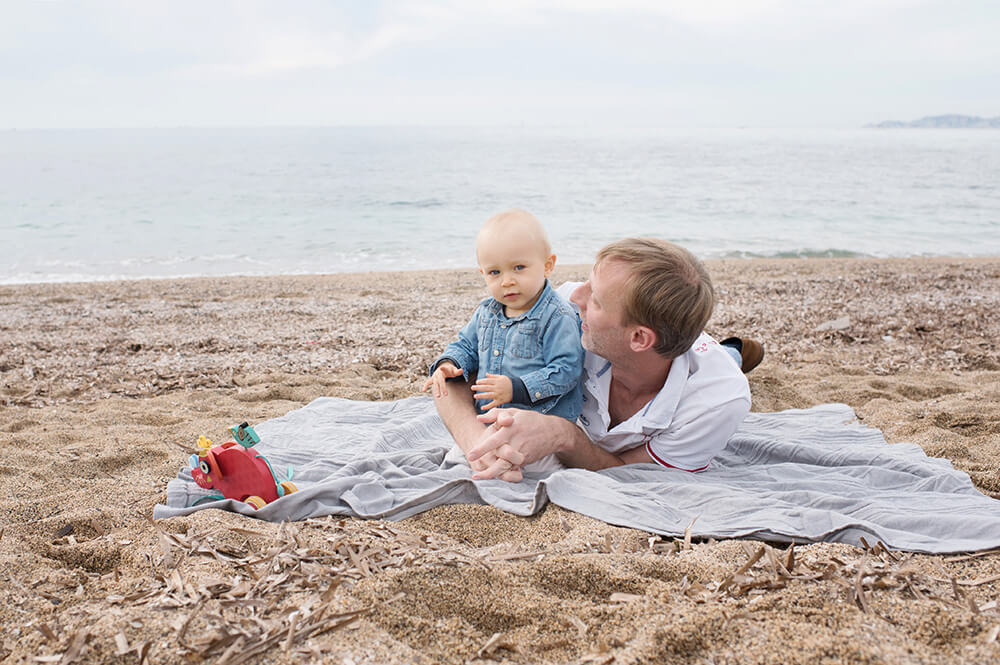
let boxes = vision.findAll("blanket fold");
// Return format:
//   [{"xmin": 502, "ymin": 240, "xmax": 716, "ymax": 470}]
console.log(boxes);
[{"xmin": 154, "ymin": 397, "xmax": 1000, "ymax": 553}]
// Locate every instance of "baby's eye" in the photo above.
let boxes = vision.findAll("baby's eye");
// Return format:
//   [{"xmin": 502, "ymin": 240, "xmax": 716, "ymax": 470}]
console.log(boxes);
[
  {"xmin": 488, "ymin": 269, "xmax": 500, "ymax": 276},
  {"xmin": 514, "ymin": 265, "xmax": 526, "ymax": 271}
]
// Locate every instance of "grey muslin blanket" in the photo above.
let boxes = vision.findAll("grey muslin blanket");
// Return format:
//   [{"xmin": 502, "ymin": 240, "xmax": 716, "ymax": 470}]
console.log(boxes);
[{"xmin": 154, "ymin": 397, "xmax": 1000, "ymax": 553}]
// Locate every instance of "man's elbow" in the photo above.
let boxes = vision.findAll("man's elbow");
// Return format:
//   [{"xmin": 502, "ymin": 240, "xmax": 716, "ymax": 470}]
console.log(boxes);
[{"xmin": 618, "ymin": 445, "xmax": 655, "ymax": 466}]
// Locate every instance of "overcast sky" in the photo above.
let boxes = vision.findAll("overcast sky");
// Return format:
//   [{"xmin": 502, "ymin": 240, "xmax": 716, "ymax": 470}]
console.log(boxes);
[{"xmin": 2, "ymin": 0, "xmax": 998, "ymax": 129}]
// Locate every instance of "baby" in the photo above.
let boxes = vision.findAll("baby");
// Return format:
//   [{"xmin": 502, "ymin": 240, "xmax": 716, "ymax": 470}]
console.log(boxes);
[{"xmin": 425, "ymin": 209, "xmax": 584, "ymax": 474}]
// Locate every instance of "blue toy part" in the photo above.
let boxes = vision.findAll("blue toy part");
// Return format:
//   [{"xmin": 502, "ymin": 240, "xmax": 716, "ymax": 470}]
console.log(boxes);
[
  {"xmin": 252, "ymin": 451, "xmax": 296, "ymax": 496},
  {"xmin": 230, "ymin": 422, "xmax": 261, "ymax": 448},
  {"xmin": 276, "ymin": 465, "xmax": 295, "ymax": 496},
  {"xmin": 192, "ymin": 493, "xmax": 226, "ymax": 506}
]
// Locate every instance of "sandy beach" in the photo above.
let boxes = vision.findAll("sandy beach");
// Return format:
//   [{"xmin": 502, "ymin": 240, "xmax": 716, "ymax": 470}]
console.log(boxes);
[{"xmin": 2, "ymin": 257, "xmax": 999, "ymax": 664}]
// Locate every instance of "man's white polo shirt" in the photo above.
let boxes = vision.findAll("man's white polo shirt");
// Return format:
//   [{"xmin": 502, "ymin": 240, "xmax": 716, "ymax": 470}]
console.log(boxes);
[{"xmin": 558, "ymin": 282, "xmax": 751, "ymax": 472}]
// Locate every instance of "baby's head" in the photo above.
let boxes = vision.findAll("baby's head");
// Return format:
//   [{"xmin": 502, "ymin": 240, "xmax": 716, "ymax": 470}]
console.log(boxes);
[{"xmin": 476, "ymin": 209, "xmax": 556, "ymax": 316}]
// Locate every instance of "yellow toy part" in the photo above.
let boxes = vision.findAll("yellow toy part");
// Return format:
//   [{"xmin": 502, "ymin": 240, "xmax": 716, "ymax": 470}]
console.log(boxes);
[
  {"xmin": 279, "ymin": 481, "xmax": 298, "ymax": 495},
  {"xmin": 244, "ymin": 495, "xmax": 267, "ymax": 510},
  {"xmin": 196, "ymin": 435, "xmax": 213, "ymax": 457}
]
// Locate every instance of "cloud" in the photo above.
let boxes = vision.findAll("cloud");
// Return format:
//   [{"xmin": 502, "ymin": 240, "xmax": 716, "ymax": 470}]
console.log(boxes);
[{"xmin": 1, "ymin": 0, "xmax": 997, "ymax": 128}]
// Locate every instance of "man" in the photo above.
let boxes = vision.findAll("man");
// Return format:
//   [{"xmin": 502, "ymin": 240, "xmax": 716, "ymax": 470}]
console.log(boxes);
[{"xmin": 432, "ymin": 237, "xmax": 763, "ymax": 482}]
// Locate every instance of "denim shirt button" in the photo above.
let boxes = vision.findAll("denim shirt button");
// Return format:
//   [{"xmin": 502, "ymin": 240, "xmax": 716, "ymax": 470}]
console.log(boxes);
[{"xmin": 493, "ymin": 349, "xmax": 499, "ymax": 356}]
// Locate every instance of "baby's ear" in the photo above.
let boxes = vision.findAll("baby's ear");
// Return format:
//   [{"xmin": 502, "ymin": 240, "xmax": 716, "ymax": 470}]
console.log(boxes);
[{"xmin": 545, "ymin": 254, "xmax": 556, "ymax": 275}]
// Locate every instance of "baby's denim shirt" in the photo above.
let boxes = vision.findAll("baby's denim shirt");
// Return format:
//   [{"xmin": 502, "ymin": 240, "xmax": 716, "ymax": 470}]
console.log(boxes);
[{"xmin": 434, "ymin": 280, "xmax": 584, "ymax": 421}]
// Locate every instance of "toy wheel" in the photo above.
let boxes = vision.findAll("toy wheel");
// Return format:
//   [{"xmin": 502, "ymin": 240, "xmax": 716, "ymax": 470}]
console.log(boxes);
[
  {"xmin": 279, "ymin": 481, "xmax": 298, "ymax": 495},
  {"xmin": 245, "ymin": 495, "xmax": 267, "ymax": 510}
]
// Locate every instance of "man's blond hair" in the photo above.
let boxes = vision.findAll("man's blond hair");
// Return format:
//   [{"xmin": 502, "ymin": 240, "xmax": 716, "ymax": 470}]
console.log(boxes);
[{"xmin": 596, "ymin": 238, "xmax": 714, "ymax": 359}]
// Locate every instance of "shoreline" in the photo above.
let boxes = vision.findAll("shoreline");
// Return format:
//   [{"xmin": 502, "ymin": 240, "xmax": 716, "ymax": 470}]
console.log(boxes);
[
  {"xmin": 2, "ymin": 257, "xmax": 999, "ymax": 663},
  {"xmin": 4, "ymin": 254, "xmax": 1000, "ymax": 288}
]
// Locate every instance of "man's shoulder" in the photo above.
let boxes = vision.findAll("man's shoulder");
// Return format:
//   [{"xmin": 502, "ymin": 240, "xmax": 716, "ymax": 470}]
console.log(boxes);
[{"xmin": 679, "ymin": 333, "xmax": 751, "ymax": 404}]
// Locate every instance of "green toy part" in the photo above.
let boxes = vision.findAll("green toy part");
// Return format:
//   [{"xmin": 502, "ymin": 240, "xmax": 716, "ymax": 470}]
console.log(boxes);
[{"xmin": 229, "ymin": 422, "xmax": 261, "ymax": 448}]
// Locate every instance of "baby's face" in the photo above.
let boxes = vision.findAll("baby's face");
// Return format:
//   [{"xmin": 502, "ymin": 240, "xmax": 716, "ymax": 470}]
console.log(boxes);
[{"xmin": 477, "ymin": 230, "xmax": 554, "ymax": 317}]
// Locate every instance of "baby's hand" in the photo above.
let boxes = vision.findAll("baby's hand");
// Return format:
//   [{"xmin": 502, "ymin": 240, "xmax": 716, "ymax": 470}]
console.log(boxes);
[
  {"xmin": 469, "ymin": 449, "xmax": 523, "ymax": 483},
  {"xmin": 471, "ymin": 373, "xmax": 513, "ymax": 411},
  {"xmin": 423, "ymin": 362, "xmax": 464, "ymax": 398}
]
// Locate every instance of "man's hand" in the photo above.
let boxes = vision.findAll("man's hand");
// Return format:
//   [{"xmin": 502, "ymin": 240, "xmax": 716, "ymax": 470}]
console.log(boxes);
[
  {"xmin": 470, "ymin": 408, "xmax": 636, "ymax": 479},
  {"xmin": 471, "ymin": 373, "xmax": 513, "ymax": 410},
  {"xmin": 423, "ymin": 361, "xmax": 464, "ymax": 398},
  {"xmin": 468, "ymin": 408, "xmax": 570, "ymax": 479}
]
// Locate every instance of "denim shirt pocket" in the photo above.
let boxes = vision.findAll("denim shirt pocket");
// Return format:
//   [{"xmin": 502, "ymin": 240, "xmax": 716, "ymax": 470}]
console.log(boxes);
[
  {"xmin": 477, "ymin": 317, "xmax": 493, "ymax": 355},
  {"xmin": 510, "ymin": 321, "xmax": 541, "ymax": 359}
]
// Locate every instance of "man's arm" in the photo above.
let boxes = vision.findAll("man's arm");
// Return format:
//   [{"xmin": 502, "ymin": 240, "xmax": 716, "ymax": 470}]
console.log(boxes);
[
  {"xmin": 557, "ymin": 429, "xmax": 654, "ymax": 470},
  {"xmin": 642, "ymin": 396, "xmax": 749, "ymax": 471},
  {"xmin": 468, "ymin": 408, "xmax": 655, "ymax": 479},
  {"xmin": 560, "ymin": 396, "xmax": 749, "ymax": 474}
]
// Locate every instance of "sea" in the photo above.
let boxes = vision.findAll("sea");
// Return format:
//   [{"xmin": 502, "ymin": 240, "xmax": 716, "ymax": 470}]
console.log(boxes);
[{"xmin": 2, "ymin": 126, "xmax": 998, "ymax": 284}]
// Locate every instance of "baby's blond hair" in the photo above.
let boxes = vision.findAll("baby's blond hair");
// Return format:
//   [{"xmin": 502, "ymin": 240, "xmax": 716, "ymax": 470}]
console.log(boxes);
[{"xmin": 477, "ymin": 209, "xmax": 552, "ymax": 259}]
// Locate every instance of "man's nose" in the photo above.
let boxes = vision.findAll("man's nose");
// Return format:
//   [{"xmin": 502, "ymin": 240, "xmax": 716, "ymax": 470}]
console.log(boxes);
[{"xmin": 570, "ymin": 282, "xmax": 589, "ymax": 309}]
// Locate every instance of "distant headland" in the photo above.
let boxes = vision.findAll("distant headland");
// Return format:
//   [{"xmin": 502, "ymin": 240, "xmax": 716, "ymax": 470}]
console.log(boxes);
[{"xmin": 867, "ymin": 114, "xmax": 1000, "ymax": 128}]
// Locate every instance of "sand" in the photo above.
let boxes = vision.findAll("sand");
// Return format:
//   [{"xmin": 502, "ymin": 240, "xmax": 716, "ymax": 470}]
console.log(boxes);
[{"xmin": 1, "ymin": 258, "xmax": 999, "ymax": 664}]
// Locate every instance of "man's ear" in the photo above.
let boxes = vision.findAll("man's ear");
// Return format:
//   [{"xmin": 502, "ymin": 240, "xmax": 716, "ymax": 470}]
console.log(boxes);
[
  {"xmin": 544, "ymin": 254, "xmax": 556, "ymax": 276},
  {"xmin": 629, "ymin": 325, "xmax": 658, "ymax": 353}
]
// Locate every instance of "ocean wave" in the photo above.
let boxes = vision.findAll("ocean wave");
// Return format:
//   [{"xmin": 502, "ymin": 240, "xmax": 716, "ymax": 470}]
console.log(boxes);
[
  {"xmin": 717, "ymin": 248, "xmax": 872, "ymax": 259},
  {"xmin": 386, "ymin": 198, "xmax": 446, "ymax": 208}
]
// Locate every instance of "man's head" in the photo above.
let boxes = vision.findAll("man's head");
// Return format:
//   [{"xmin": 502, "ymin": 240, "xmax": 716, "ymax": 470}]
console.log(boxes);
[
  {"xmin": 572, "ymin": 238, "xmax": 714, "ymax": 360},
  {"xmin": 476, "ymin": 210, "xmax": 556, "ymax": 316}
]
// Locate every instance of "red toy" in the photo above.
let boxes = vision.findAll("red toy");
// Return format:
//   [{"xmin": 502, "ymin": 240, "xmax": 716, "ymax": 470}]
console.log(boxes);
[{"xmin": 188, "ymin": 423, "xmax": 297, "ymax": 509}]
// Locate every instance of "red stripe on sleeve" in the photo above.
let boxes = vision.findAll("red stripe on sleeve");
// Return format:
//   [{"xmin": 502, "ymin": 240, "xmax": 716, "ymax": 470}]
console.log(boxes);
[{"xmin": 644, "ymin": 440, "xmax": 710, "ymax": 473}]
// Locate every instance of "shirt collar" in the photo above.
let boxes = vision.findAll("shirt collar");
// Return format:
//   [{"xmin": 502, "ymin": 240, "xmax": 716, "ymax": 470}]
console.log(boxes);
[
  {"xmin": 583, "ymin": 348, "xmax": 689, "ymax": 433},
  {"xmin": 639, "ymin": 352, "xmax": 688, "ymax": 429}
]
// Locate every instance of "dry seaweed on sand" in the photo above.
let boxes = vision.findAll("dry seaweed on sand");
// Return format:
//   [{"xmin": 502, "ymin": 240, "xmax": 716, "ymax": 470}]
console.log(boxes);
[{"xmin": 3, "ymin": 260, "xmax": 1000, "ymax": 664}]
